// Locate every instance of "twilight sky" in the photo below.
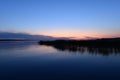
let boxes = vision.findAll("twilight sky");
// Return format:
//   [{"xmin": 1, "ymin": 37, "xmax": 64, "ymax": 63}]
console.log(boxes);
[{"xmin": 0, "ymin": 0, "xmax": 120, "ymax": 39}]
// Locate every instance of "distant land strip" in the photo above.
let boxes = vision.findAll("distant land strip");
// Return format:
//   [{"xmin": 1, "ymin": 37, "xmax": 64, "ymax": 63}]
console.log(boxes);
[
  {"xmin": 39, "ymin": 38, "xmax": 120, "ymax": 47},
  {"xmin": 0, "ymin": 39, "xmax": 33, "ymax": 41}
]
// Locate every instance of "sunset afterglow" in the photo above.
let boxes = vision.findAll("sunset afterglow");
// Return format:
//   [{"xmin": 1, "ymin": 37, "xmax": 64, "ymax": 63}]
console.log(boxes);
[{"xmin": 0, "ymin": 0, "xmax": 120, "ymax": 39}]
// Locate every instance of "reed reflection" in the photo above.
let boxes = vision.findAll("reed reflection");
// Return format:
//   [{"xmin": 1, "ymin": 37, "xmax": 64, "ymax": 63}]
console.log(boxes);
[{"xmin": 40, "ymin": 44, "xmax": 120, "ymax": 56}]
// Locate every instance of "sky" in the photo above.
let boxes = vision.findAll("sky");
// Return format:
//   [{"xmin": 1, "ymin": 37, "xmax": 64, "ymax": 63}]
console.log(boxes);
[{"xmin": 0, "ymin": 0, "xmax": 120, "ymax": 39}]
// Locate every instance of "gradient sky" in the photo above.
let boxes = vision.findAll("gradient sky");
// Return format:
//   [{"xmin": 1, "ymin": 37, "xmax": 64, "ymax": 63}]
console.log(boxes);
[{"xmin": 0, "ymin": 0, "xmax": 120, "ymax": 39}]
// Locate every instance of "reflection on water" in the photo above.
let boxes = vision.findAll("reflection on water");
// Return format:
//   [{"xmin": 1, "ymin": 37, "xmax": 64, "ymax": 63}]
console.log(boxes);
[
  {"xmin": 0, "ymin": 42, "xmax": 120, "ymax": 80},
  {"xmin": 0, "ymin": 41, "xmax": 36, "ymax": 50},
  {"xmin": 0, "ymin": 41, "xmax": 58, "ymax": 56},
  {"xmin": 40, "ymin": 44, "xmax": 120, "ymax": 56}
]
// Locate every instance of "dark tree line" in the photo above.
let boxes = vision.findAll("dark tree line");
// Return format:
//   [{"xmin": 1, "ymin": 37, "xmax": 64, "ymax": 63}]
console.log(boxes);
[{"xmin": 39, "ymin": 38, "xmax": 120, "ymax": 55}]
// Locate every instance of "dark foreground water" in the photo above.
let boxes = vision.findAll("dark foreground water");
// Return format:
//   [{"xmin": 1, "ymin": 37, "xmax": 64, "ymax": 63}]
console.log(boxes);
[{"xmin": 0, "ymin": 41, "xmax": 120, "ymax": 80}]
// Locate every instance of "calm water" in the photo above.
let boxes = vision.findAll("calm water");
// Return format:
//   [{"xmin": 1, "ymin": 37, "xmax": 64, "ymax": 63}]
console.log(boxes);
[{"xmin": 0, "ymin": 41, "xmax": 120, "ymax": 80}]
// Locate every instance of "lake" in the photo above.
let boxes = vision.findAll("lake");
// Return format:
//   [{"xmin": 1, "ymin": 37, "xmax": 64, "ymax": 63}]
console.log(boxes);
[{"xmin": 0, "ymin": 41, "xmax": 120, "ymax": 80}]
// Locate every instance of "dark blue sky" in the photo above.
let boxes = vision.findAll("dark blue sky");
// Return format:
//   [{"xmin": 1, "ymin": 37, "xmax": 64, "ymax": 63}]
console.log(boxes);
[{"xmin": 0, "ymin": 0, "xmax": 120, "ymax": 39}]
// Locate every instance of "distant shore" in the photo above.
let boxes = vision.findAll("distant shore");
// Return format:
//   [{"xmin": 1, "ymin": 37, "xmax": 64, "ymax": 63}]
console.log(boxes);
[
  {"xmin": 39, "ymin": 38, "xmax": 120, "ymax": 47},
  {"xmin": 0, "ymin": 39, "xmax": 35, "ymax": 41},
  {"xmin": 39, "ymin": 38, "xmax": 120, "ymax": 54}
]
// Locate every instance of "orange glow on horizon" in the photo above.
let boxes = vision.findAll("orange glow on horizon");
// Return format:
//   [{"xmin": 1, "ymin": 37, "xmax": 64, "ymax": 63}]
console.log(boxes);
[
  {"xmin": 31, "ymin": 32, "xmax": 105, "ymax": 39},
  {"xmin": 29, "ymin": 30, "xmax": 120, "ymax": 40}
]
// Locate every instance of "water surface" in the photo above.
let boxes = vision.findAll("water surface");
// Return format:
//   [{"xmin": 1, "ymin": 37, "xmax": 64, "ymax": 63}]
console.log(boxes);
[{"xmin": 0, "ymin": 41, "xmax": 120, "ymax": 80}]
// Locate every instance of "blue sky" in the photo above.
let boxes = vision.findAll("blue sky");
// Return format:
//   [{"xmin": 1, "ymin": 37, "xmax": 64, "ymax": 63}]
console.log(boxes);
[{"xmin": 0, "ymin": 0, "xmax": 120, "ymax": 39}]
